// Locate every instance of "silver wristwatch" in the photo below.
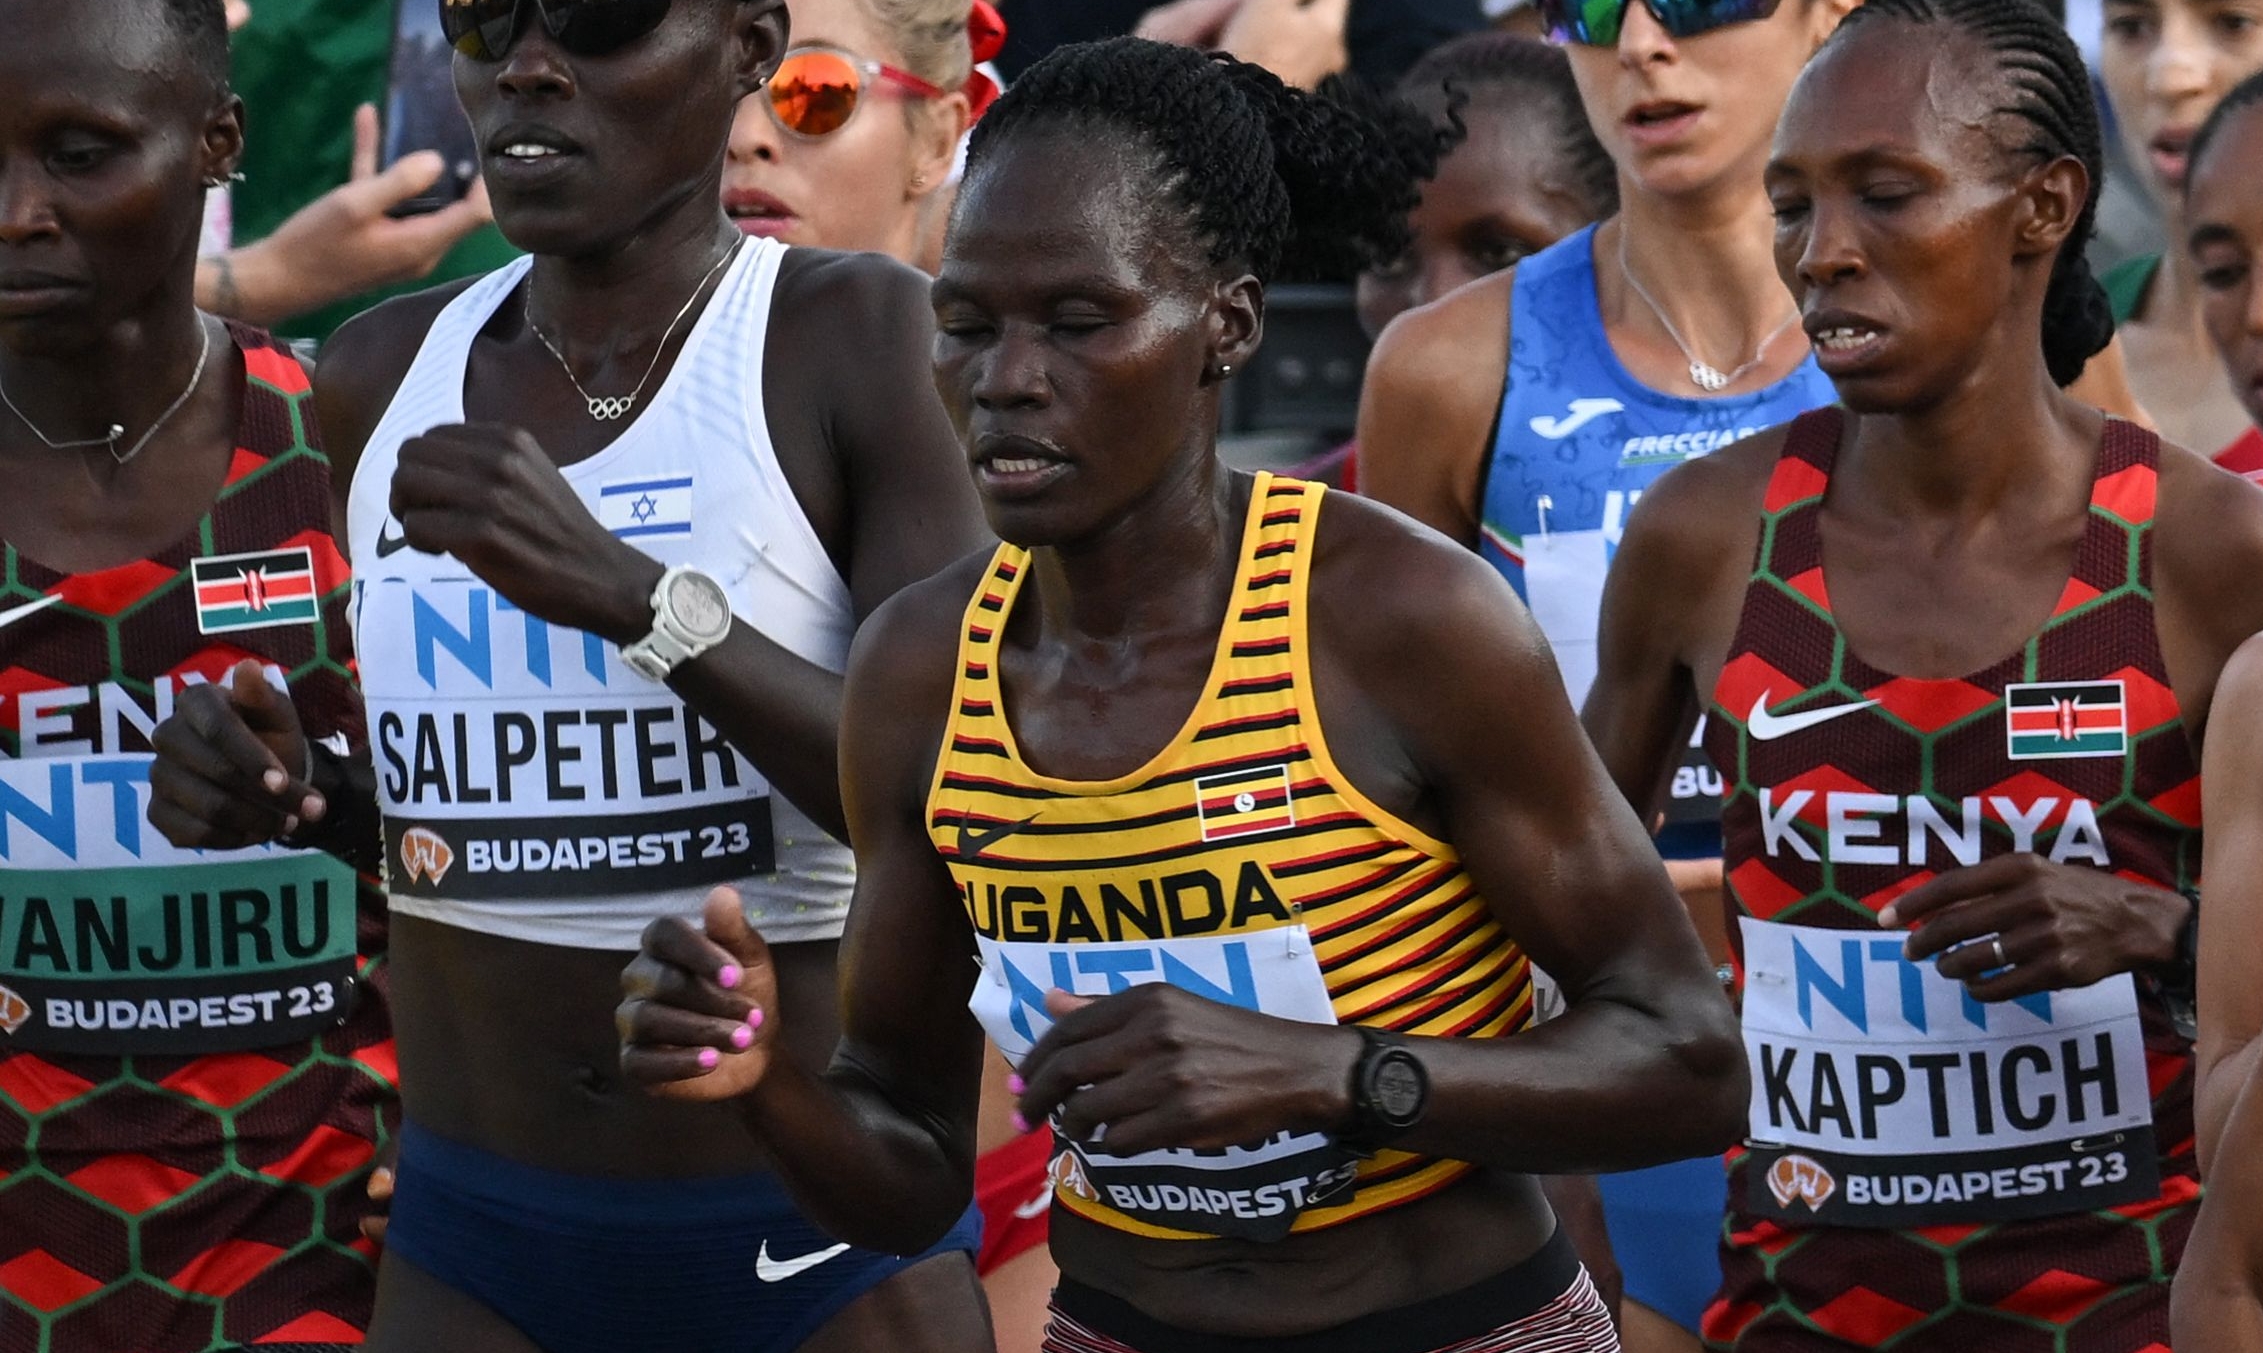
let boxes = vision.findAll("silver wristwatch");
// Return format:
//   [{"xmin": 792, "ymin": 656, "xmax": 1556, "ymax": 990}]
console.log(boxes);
[{"xmin": 621, "ymin": 566, "xmax": 734, "ymax": 682}]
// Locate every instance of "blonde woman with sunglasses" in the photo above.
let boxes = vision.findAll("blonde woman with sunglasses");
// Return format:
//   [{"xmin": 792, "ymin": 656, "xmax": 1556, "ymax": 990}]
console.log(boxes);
[{"xmin": 724, "ymin": 0, "xmax": 1000, "ymax": 272}]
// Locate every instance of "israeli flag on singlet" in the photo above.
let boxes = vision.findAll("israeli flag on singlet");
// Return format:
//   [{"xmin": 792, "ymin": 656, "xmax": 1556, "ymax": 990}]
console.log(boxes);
[{"xmin": 599, "ymin": 475, "xmax": 694, "ymax": 540}]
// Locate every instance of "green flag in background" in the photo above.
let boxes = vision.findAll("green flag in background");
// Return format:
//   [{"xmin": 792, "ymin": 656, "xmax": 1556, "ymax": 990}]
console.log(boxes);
[{"xmin": 229, "ymin": 0, "xmax": 521, "ymax": 343}]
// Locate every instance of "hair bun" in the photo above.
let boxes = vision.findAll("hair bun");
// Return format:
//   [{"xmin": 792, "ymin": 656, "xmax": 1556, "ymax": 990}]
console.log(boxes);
[{"xmin": 2041, "ymin": 255, "xmax": 2114, "ymax": 388}]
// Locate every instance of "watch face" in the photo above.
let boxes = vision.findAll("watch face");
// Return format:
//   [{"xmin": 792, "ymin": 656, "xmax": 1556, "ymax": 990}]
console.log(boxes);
[
  {"xmin": 668, "ymin": 571, "xmax": 733, "ymax": 639},
  {"xmin": 1372, "ymin": 1054, "xmax": 1425, "ymax": 1124}
]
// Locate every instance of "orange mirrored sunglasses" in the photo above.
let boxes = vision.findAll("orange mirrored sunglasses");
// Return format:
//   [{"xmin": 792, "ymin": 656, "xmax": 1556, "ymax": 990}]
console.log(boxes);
[{"xmin": 766, "ymin": 45, "xmax": 949, "ymax": 139}]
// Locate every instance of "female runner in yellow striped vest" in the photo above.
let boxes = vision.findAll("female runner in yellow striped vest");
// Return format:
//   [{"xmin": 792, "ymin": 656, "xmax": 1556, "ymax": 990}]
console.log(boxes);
[{"xmin": 620, "ymin": 38, "xmax": 1747, "ymax": 1353}]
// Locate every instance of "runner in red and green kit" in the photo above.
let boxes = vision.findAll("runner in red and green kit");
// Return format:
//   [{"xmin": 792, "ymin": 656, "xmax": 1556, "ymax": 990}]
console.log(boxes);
[
  {"xmin": 0, "ymin": 1, "xmax": 393, "ymax": 1348},
  {"xmin": 1583, "ymin": 0, "xmax": 2263, "ymax": 1347}
]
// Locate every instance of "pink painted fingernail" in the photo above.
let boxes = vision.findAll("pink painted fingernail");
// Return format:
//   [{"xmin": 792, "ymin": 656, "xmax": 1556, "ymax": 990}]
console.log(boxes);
[
  {"xmin": 731, "ymin": 1024, "xmax": 753, "ymax": 1049},
  {"xmin": 1010, "ymin": 1111, "xmax": 1032, "ymax": 1134},
  {"xmin": 698, "ymin": 1048, "xmax": 721, "ymax": 1070},
  {"xmin": 1007, "ymin": 1074, "xmax": 1026, "ymax": 1095},
  {"xmin": 718, "ymin": 964, "xmax": 742, "ymax": 988},
  {"xmin": 745, "ymin": 1008, "xmax": 765, "ymax": 1029}
]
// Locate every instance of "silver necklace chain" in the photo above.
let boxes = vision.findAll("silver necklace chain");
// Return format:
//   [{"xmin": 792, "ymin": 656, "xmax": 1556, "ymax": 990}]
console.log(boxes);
[
  {"xmin": 1617, "ymin": 230, "xmax": 1801, "ymax": 393},
  {"xmin": 526, "ymin": 242, "xmax": 741, "ymax": 422},
  {"xmin": 0, "ymin": 316, "xmax": 214, "ymax": 466}
]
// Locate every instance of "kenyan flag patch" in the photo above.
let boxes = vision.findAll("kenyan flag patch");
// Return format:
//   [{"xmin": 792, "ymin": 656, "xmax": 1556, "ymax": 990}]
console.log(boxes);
[
  {"xmin": 2005, "ymin": 680, "xmax": 2127, "ymax": 760},
  {"xmin": 192, "ymin": 547, "xmax": 319, "ymax": 634}
]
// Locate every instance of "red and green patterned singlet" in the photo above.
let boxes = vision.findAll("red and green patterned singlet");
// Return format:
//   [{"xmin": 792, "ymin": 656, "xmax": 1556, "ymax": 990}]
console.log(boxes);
[
  {"xmin": 1700, "ymin": 409, "xmax": 2199, "ymax": 1352},
  {"xmin": 0, "ymin": 326, "xmax": 394, "ymax": 1351}
]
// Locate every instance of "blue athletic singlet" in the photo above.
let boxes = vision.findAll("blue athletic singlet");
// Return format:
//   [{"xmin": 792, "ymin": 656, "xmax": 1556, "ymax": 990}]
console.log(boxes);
[
  {"xmin": 1476, "ymin": 224, "xmax": 1837, "ymax": 1333},
  {"xmin": 1479, "ymin": 225, "xmax": 1838, "ymax": 711}
]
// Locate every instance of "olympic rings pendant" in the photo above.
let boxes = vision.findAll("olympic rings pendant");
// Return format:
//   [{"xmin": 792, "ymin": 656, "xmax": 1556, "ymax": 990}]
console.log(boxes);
[
  {"xmin": 587, "ymin": 395, "xmax": 638, "ymax": 421},
  {"xmin": 1689, "ymin": 362, "xmax": 1732, "ymax": 393}
]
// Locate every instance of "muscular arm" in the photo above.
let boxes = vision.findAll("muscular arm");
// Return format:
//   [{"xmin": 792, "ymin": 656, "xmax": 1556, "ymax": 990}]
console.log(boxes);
[
  {"xmin": 1354, "ymin": 273, "xmax": 1510, "ymax": 548},
  {"xmin": 648, "ymin": 252, "xmax": 986, "ymax": 839},
  {"xmin": 1305, "ymin": 501, "xmax": 1748, "ymax": 1170},
  {"xmin": 624, "ymin": 571, "xmax": 992, "ymax": 1252},
  {"xmin": 2177, "ymin": 1056, "xmax": 2263, "ymax": 1350},
  {"xmin": 1580, "ymin": 444, "xmax": 1768, "ymax": 823},
  {"xmin": 2196, "ymin": 634, "xmax": 2263, "ymax": 1174}
]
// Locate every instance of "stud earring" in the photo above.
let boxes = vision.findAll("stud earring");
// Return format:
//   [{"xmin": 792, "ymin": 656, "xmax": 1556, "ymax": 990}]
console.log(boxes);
[
  {"xmin": 911, "ymin": 173, "xmax": 928, "ymax": 191},
  {"xmin": 1217, "ymin": 363, "xmax": 1235, "ymax": 378}
]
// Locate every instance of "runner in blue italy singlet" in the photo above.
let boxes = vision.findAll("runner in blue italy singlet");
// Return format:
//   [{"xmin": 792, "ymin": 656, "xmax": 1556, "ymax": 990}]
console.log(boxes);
[
  {"xmin": 1478, "ymin": 222, "xmax": 1838, "ymax": 1332},
  {"xmin": 1479, "ymin": 224, "xmax": 1838, "ymax": 715}
]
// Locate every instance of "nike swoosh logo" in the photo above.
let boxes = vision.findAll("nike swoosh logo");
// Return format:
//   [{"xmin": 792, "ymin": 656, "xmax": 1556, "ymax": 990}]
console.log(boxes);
[
  {"xmin": 955, "ymin": 812, "xmax": 1038, "ymax": 860},
  {"xmin": 756, "ymin": 1240, "xmax": 852, "ymax": 1283},
  {"xmin": 1012, "ymin": 1188, "xmax": 1053, "ymax": 1220},
  {"xmin": 374, "ymin": 523, "xmax": 412, "ymax": 559},
  {"xmin": 1528, "ymin": 398, "xmax": 1626, "ymax": 440},
  {"xmin": 0, "ymin": 594, "xmax": 62, "ymax": 632},
  {"xmin": 1746, "ymin": 692, "xmax": 1879, "ymax": 741}
]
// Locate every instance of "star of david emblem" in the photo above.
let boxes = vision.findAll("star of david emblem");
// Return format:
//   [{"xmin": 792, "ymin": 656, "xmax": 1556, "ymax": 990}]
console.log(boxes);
[{"xmin": 631, "ymin": 494, "xmax": 659, "ymax": 524}]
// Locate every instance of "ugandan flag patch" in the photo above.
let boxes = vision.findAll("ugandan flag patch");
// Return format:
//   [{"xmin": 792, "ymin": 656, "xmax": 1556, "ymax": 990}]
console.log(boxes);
[
  {"xmin": 2004, "ymin": 680, "xmax": 2127, "ymax": 760},
  {"xmin": 1195, "ymin": 764, "xmax": 1296, "ymax": 843},
  {"xmin": 191, "ymin": 548, "xmax": 319, "ymax": 635}
]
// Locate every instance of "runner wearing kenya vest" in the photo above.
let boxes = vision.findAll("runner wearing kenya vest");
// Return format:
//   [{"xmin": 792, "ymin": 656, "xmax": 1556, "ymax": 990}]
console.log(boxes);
[
  {"xmin": 145, "ymin": 0, "xmax": 995, "ymax": 1346},
  {"xmin": 0, "ymin": 328, "xmax": 393, "ymax": 1351},
  {"xmin": 621, "ymin": 40, "xmax": 1749, "ymax": 1353},
  {"xmin": 0, "ymin": 5, "xmax": 395, "ymax": 1348},
  {"xmin": 1582, "ymin": 3, "xmax": 2263, "ymax": 1348},
  {"xmin": 1703, "ymin": 409, "xmax": 2198, "ymax": 1344}
]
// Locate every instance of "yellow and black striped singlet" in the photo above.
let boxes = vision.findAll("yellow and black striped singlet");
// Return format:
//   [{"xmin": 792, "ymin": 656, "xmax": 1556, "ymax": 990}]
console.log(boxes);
[{"xmin": 928, "ymin": 474, "xmax": 1534, "ymax": 1240}]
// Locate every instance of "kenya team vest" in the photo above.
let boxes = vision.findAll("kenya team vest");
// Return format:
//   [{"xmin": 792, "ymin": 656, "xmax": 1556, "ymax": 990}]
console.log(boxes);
[
  {"xmin": 931, "ymin": 475, "xmax": 1534, "ymax": 1243},
  {"xmin": 0, "ymin": 325, "xmax": 395, "ymax": 1350},
  {"xmin": 347, "ymin": 244, "xmax": 857, "ymax": 951},
  {"xmin": 1700, "ymin": 409, "xmax": 2199, "ymax": 1349}
]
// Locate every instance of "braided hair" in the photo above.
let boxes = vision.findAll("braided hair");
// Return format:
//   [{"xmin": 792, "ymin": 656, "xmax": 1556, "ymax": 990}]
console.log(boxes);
[
  {"xmin": 2188, "ymin": 70, "xmax": 2263, "ymax": 198},
  {"xmin": 1831, "ymin": 0, "xmax": 2111, "ymax": 386},
  {"xmin": 964, "ymin": 37, "xmax": 1441, "ymax": 284},
  {"xmin": 1397, "ymin": 33, "xmax": 1617, "ymax": 224}
]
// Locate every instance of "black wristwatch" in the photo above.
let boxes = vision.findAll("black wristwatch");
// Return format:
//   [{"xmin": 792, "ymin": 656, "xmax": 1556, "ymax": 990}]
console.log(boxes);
[
  {"xmin": 1337, "ymin": 1026, "xmax": 1428, "ymax": 1156},
  {"xmin": 2151, "ymin": 887, "xmax": 2199, "ymax": 1042}
]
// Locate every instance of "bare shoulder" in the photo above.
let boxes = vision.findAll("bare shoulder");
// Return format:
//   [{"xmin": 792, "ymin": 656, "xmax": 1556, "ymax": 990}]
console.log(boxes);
[
  {"xmin": 2155, "ymin": 434, "xmax": 2263, "ymax": 574},
  {"xmin": 773, "ymin": 245, "xmax": 932, "ymax": 329},
  {"xmin": 841, "ymin": 547, "xmax": 999, "ymax": 803},
  {"xmin": 314, "ymin": 275, "xmax": 486, "ymax": 462},
  {"xmin": 1304, "ymin": 487, "xmax": 1540, "ymax": 665},
  {"xmin": 1364, "ymin": 268, "xmax": 1513, "ymax": 410},
  {"xmin": 1618, "ymin": 423, "xmax": 1788, "ymax": 571},
  {"xmin": 2152, "ymin": 433, "xmax": 2263, "ymax": 717},
  {"xmin": 845, "ymin": 549, "xmax": 999, "ymax": 701}
]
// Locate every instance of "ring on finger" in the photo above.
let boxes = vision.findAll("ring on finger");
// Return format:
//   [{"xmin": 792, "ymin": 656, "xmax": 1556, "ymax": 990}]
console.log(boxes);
[{"xmin": 1991, "ymin": 936, "xmax": 2009, "ymax": 969}]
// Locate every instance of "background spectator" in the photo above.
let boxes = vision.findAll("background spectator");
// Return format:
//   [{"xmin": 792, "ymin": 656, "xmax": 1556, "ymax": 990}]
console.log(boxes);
[
  {"xmin": 225, "ymin": 0, "xmax": 518, "ymax": 338},
  {"xmin": 999, "ymin": 0, "xmax": 1487, "ymax": 92},
  {"xmin": 2095, "ymin": 0, "xmax": 2263, "ymax": 453}
]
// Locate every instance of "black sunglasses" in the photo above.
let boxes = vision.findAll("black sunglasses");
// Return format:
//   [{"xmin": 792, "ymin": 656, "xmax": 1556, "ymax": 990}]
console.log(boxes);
[
  {"xmin": 439, "ymin": 0, "xmax": 676, "ymax": 62},
  {"xmin": 1536, "ymin": 0, "xmax": 1784, "ymax": 44}
]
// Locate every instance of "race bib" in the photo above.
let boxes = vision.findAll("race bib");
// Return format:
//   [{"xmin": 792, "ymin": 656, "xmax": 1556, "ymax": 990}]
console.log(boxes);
[
  {"xmin": 0, "ymin": 755, "xmax": 360, "ymax": 1054},
  {"xmin": 356, "ymin": 575, "xmax": 775, "ymax": 900},
  {"xmin": 971, "ymin": 926, "xmax": 1359, "ymax": 1242},
  {"xmin": 1739, "ymin": 916, "xmax": 2157, "ymax": 1226}
]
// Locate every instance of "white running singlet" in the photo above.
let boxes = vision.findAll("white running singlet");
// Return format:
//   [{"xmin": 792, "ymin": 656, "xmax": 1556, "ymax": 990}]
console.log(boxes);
[{"xmin": 346, "ymin": 242, "xmax": 856, "ymax": 950}]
